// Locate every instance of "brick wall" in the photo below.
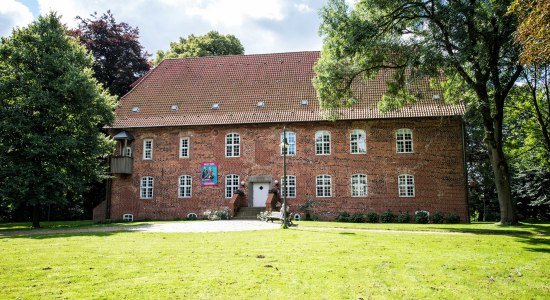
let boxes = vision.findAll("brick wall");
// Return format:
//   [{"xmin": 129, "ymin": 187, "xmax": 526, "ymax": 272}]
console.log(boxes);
[{"xmin": 109, "ymin": 117, "xmax": 468, "ymax": 222}]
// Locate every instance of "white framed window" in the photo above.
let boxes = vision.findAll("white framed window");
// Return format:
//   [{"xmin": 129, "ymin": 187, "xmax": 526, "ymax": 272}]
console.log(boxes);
[
  {"xmin": 225, "ymin": 174, "xmax": 239, "ymax": 198},
  {"xmin": 315, "ymin": 131, "xmax": 331, "ymax": 155},
  {"xmin": 124, "ymin": 146, "xmax": 132, "ymax": 157},
  {"xmin": 143, "ymin": 139, "xmax": 153, "ymax": 160},
  {"xmin": 281, "ymin": 175, "xmax": 296, "ymax": 198},
  {"xmin": 178, "ymin": 175, "xmax": 192, "ymax": 198},
  {"xmin": 398, "ymin": 174, "xmax": 415, "ymax": 197},
  {"xmin": 350, "ymin": 129, "xmax": 366, "ymax": 154},
  {"xmin": 351, "ymin": 174, "xmax": 368, "ymax": 197},
  {"xmin": 396, "ymin": 128, "xmax": 413, "ymax": 153},
  {"xmin": 316, "ymin": 174, "xmax": 332, "ymax": 197},
  {"xmin": 225, "ymin": 133, "xmax": 240, "ymax": 157},
  {"xmin": 281, "ymin": 132, "xmax": 296, "ymax": 155},
  {"xmin": 140, "ymin": 176, "xmax": 153, "ymax": 199},
  {"xmin": 180, "ymin": 137, "xmax": 189, "ymax": 158}
]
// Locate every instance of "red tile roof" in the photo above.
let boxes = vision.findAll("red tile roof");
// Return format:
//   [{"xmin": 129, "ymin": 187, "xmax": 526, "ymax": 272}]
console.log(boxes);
[{"xmin": 112, "ymin": 51, "xmax": 464, "ymax": 128}]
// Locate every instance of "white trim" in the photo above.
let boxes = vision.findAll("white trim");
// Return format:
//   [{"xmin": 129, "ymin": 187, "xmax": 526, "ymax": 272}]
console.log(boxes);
[
  {"xmin": 179, "ymin": 137, "xmax": 190, "ymax": 158},
  {"xmin": 396, "ymin": 128, "xmax": 414, "ymax": 153},
  {"xmin": 315, "ymin": 131, "xmax": 331, "ymax": 155},
  {"xmin": 143, "ymin": 139, "xmax": 153, "ymax": 160},
  {"xmin": 280, "ymin": 131, "xmax": 296, "ymax": 156},
  {"xmin": 351, "ymin": 174, "xmax": 368, "ymax": 197},
  {"xmin": 225, "ymin": 174, "xmax": 239, "ymax": 198},
  {"xmin": 225, "ymin": 133, "xmax": 241, "ymax": 157},
  {"xmin": 398, "ymin": 174, "xmax": 415, "ymax": 197},
  {"xmin": 281, "ymin": 175, "xmax": 296, "ymax": 198},
  {"xmin": 140, "ymin": 176, "xmax": 154, "ymax": 199},
  {"xmin": 178, "ymin": 175, "xmax": 192, "ymax": 198},
  {"xmin": 350, "ymin": 129, "xmax": 367, "ymax": 154},
  {"xmin": 316, "ymin": 174, "xmax": 332, "ymax": 197}
]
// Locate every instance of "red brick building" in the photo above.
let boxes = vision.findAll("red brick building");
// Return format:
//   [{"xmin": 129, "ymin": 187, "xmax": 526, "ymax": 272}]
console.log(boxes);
[{"xmin": 99, "ymin": 51, "xmax": 468, "ymax": 222}]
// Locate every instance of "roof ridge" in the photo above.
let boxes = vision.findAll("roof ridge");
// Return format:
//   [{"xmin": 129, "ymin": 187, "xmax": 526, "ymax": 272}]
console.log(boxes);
[{"xmin": 161, "ymin": 50, "xmax": 320, "ymax": 61}]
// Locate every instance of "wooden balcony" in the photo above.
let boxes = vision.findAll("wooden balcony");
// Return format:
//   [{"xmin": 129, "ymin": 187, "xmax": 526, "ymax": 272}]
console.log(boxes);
[{"xmin": 110, "ymin": 156, "xmax": 133, "ymax": 174}]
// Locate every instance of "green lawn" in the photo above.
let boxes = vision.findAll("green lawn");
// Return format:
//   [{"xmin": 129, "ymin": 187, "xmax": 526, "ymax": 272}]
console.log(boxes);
[
  {"xmin": 0, "ymin": 220, "xmax": 161, "ymax": 232},
  {"xmin": 0, "ymin": 222, "xmax": 548, "ymax": 299}
]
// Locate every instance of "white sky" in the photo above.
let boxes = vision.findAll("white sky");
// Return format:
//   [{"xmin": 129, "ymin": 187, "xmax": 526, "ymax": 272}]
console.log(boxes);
[{"xmin": 0, "ymin": 0, "xmax": 358, "ymax": 57}]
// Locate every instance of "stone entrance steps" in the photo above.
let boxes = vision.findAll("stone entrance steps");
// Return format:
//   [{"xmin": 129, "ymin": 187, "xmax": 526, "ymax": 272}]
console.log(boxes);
[{"xmin": 233, "ymin": 207, "xmax": 265, "ymax": 220}]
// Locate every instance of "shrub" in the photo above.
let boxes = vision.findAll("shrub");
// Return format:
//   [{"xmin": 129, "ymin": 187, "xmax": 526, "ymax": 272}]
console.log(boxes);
[
  {"xmin": 336, "ymin": 212, "xmax": 351, "ymax": 222},
  {"xmin": 203, "ymin": 208, "xmax": 230, "ymax": 220},
  {"xmin": 350, "ymin": 213, "xmax": 365, "ymax": 223},
  {"xmin": 397, "ymin": 211, "xmax": 410, "ymax": 223},
  {"xmin": 431, "ymin": 211, "xmax": 444, "ymax": 224},
  {"xmin": 447, "ymin": 212, "xmax": 461, "ymax": 224},
  {"xmin": 380, "ymin": 211, "xmax": 395, "ymax": 223},
  {"xmin": 366, "ymin": 212, "xmax": 379, "ymax": 223},
  {"xmin": 415, "ymin": 210, "xmax": 430, "ymax": 224}
]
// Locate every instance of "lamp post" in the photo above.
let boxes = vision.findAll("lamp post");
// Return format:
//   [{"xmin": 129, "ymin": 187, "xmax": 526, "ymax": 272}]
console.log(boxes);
[{"xmin": 280, "ymin": 126, "xmax": 289, "ymax": 229}]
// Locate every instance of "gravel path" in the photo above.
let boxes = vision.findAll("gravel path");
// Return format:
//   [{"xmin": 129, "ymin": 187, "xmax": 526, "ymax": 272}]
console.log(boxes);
[{"xmin": 0, "ymin": 220, "xmax": 282, "ymax": 236}]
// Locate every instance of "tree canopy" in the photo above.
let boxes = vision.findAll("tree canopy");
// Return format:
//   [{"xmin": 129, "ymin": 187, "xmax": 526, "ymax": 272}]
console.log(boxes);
[
  {"xmin": 508, "ymin": 0, "xmax": 550, "ymax": 65},
  {"xmin": 70, "ymin": 11, "xmax": 151, "ymax": 97},
  {"xmin": 154, "ymin": 31, "xmax": 244, "ymax": 65},
  {"xmin": 314, "ymin": 0, "xmax": 523, "ymax": 223},
  {"xmin": 0, "ymin": 13, "xmax": 115, "ymax": 227}
]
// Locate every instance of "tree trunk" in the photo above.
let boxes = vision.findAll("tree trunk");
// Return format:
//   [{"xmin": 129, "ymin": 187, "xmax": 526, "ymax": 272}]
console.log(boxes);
[
  {"xmin": 32, "ymin": 204, "xmax": 41, "ymax": 228},
  {"xmin": 486, "ymin": 142, "xmax": 516, "ymax": 224}
]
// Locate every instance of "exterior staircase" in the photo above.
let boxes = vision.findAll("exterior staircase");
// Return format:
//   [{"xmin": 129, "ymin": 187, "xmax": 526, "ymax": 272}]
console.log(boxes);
[{"xmin": 233, "ymin": 207, "xmax": 264, "ymax": 220}]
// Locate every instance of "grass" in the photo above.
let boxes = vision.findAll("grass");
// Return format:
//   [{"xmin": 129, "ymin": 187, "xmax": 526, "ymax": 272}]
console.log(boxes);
[
  {"xmin": 0, "ymin": 222, "xmax": 548, "ymax": 299},
  {"xmin": 0, "ymin": 220, "xmax": 165, "ymax": 232}
]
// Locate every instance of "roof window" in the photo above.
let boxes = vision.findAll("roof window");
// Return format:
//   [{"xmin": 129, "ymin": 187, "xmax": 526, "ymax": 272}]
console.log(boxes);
[
  {"xmin": 132, "ymin": 107, "xmax": 140, "ymax": 113},
  {"xmin": 212, "ymin": 103, "xmax": 220, "ymax": 110},
  {"xmin": 300, "ymin": 99, "xmax": 309, "ymax": 106},
  {"xmin": 170, "ymin": 105, "xmax": 179, "ymax": 112},
  {"xmin": 432, "ymin": 94, "xmax": 441, "ymax": 100},
  {"xmin": 257, "ymin": 101, "xmax": 265, "ymax": 108}
]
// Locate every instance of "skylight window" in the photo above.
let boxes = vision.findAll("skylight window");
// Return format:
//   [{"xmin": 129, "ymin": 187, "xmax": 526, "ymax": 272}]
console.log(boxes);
[
  {"xmin": 170, "ymin": 105, "xmax": 179, "ymax": 112},
  {"xmin": 132, "ymin": 107, "xmax": 140, "ymax": 113},
  {"xmin": 432, "ymin": 94, "xmax": 441, "ymax": 100},
  {"xmin": 300, "ymin": 99, "xmax": 309, "ymax": 106},
  {"xmin": 257, "ymin": 101, "xmax": 265, "ymax": 108},
  {"xmin": 212, "ymin": 103, "xmax": 220, "ymax": 110}
]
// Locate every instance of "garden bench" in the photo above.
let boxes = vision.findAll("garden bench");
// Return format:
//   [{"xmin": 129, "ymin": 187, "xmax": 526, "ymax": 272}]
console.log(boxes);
[{"xmin": 260, "ymin": 211, "xmax": 293, "ymax": 226}]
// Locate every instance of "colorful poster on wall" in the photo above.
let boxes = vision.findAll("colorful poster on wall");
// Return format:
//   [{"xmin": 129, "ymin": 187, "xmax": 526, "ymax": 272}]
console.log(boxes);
[{"xmin": 200, "ymin": 162, "xmax": 218, "ymax": 186}]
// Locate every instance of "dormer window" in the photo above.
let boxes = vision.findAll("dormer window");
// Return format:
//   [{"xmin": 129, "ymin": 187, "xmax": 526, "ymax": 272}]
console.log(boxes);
[
  {"xmin": 212, "ymin": 103, "xmax": 220, "ymax": 110},
  {"xmin": 132, "ymin": 107, "xmax": 140, "ymax": 113}
]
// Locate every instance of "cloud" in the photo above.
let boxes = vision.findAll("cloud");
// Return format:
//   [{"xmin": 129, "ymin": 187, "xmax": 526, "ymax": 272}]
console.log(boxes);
[
  {"xmin": 0, "ymin": 0, "xmax": 34, "ymax": 37},
  {"xmin": 34, "ymin": 0, "xmax": 323, "ymax": 55}
]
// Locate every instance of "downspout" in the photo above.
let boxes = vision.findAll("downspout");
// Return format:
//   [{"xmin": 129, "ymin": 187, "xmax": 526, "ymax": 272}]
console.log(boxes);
[
  {"xmin": 105, "ymin": 156, "xmax": 112, "ymax": 221},
  {"xmin": 460, "ymin": 117, "xmax": 470, "ymax": 223}
]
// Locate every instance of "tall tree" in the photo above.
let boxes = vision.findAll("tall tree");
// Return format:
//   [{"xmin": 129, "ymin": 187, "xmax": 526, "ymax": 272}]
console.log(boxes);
[
  {"xmin": 508, "ymin": 0, "xmax": 550, "ymax": 65},
  {"xmin": 0, "ymin": 13, "xmax": 115, "ymax": 227},
  {"xmin": 314, "ymin": 0, "xmax": 523, "ymax": 224},
  {"xmin": 154, "ymin": 31, "xmax": 244, "ymax": 65},
  {"xmin": 70, "ymin": 11, "xmax": 150, "ymax": 97}
]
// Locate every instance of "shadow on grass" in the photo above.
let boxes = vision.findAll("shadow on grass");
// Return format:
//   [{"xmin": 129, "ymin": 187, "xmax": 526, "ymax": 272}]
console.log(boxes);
[
  {"xmin": 0, "ymin": 224, "xmax": 155, "ymax": 239},
  {"xmin": 428, "ymin": 223, "xmax": 549, "ymax": 236}
]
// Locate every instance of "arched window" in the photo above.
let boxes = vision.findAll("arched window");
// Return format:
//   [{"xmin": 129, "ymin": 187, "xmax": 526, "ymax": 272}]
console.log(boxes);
[
  {"xmin": 225, "ymin": 174, "xmax": 240, "ymax": 198},
  {"xmin": 315, "ymin": 131, "xmax": 331, "ymax": 155},
  {"xmin": 350, "ymin": 129, "xmax": 366, "ymax": 154},
  {"xmin": 398, "ymin": 174, "xmax": 415, "ymax": 197},
  {"xmin": 351, "ymin": 174, "xmax": 368, "ymax": 197},
  {"xmin": 178, "ymin": 175, "xmax": 192, "ymax": 198},
  {"xmin": 280, "ymin": 131, "xmax": 296, "ymax": 155},
  {"xmin": 225, "ymin": 133, "xmax": 240, "ymax": 157},
  {"xmin": 281, "ymin": 175, "xmax": 296, "ymax": 198},
  {"xmin": 396, "ymin": 128, "xmax": 413, "ymax": 153},
  {"xmin": 140, "ymin": 176, "xmax": 154, "ymax": 199},
  {"xmin": 316, "ymin": 174, "xmax": 332, "ymax": 197}
]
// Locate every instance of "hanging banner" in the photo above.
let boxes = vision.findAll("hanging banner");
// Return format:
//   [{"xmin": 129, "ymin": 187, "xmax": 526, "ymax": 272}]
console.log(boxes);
[{"xmin": 200, "ymin": 162, "xmax": 218, "ymax": 186}]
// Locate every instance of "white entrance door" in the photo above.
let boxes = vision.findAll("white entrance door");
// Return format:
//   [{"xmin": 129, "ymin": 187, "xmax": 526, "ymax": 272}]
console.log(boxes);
[{"xmin": 252, "ymin": 183, "xmax": 269, "ymax": 207}]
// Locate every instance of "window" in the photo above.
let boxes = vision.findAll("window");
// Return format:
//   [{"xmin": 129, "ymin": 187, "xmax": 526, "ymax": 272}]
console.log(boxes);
[
  {"xmin": 351, "ymin": 174, "xmax": 368, "ymax": 197},
  {"xmin": 124, "ymin": 146, "xmax": 132, "ymax": 157},
  {"xmin": 143, "ymin": 139, "xmax": 153, "ymax": 159},
  {"xmin": 180, "ymin": 137, "xmax": 189, "ymax": 158},
  {"xmin": 316, "ymin": 175, "xmax": 332, "ymax": 197},
  {"xmin": 140, "ymin": 176, "xmax": 153, "ymax": 199},
  {"xmin": 396, "ymin": 129, "xmax": 413, "ymax": 153},
  {"xmin": 281, "ymin": 132, "xmax": 296, "ymax": 155},
  {"xmin": 225, "ymin": 174, "xmax": 239, "ymax": 198},
  {"xmin": 350, "ymin": 129, "xmax": 366, "ymax": 154},
  {"xmin": 315, "ymin": 131, "xmax": 331, "ymax": 155},
  {"xmin": 225, "ymin": 133, "xmax": 240, "ymax": 157},
  {"xmin": 398, "ymin": 174, "xmax": 415, "ymax": 197},
  {"xmin": 178, "ymin": 175, "xmax": 192, "ymax": 198},
  {"xmin": 281, "ymin": 175, "xmax": 296, "ymax": 198}
]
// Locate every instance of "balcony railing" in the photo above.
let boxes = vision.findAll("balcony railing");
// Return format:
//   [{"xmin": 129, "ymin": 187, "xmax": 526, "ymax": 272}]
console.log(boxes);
[{"xmin": 110, "ymin": 156, "xmax": 133, "ymax": 174}]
